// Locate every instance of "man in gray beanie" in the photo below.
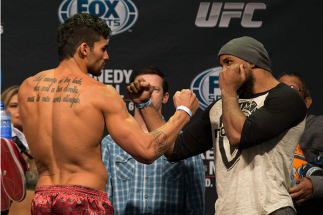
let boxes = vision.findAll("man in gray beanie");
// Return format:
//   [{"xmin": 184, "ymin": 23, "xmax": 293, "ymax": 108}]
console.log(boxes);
[
  {"xmin": 218, "ymin": 36, "xmax": 272, "ymax": 72},
  {"xmin": 127, "ymin": 36, "xmax": 307, "ymax": 215}
]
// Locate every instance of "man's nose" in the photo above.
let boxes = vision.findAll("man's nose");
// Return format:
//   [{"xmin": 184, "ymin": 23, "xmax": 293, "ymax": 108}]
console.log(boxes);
[{"xmin": 104, "ymin": 52, "xmax": 109, "ymax": 60}]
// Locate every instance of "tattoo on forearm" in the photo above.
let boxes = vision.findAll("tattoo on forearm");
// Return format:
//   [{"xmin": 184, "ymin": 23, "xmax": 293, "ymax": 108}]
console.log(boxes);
[
  {"xmin": 27, "ymin": 75, "xmax": 82, "ymax": 107},
  {"xmin": 152, "ymin": 130, "xmax": 168, "ymax": 157}
]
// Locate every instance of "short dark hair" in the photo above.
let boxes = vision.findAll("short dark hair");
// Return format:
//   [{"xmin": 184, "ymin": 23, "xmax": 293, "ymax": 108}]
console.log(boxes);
[
  {"xmin": 57, "ymin": 13, "xmax": 111, "ymax": 61},
  {"xmin": 277, "ymin": 72, "xmax": 311, "ymax": 98},
  {"xmin": 130, "ymin": 66, "xmax": 169, "ymax": 95}
]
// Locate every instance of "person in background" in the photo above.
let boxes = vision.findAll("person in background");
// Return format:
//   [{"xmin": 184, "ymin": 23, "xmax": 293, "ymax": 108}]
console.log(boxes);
[
  {"xmin": 1, "ymin": 86, "xmax": 23, "ymax": 131},
  {"xmin": 101, "ymin": 66, "xmax": 206, "ymax": 215},
  {"xmin": 1, "ymin": 85, "xmax": 38, "ymax": 215},
  {"xmin": 278, "ymin": 72, "xmax": 323, "ymax": 215}
]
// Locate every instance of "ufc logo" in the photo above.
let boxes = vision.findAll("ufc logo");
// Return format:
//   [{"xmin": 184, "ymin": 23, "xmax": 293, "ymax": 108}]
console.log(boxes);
[{"xmin": 195, "ymin": 2, "xmax": 266, "ymax": 28}]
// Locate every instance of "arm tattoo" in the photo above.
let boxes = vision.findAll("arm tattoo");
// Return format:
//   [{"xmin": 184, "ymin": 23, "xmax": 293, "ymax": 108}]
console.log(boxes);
[{"xmin": 151, "ymin": 130, "xmax": 168, "ymax": 158}]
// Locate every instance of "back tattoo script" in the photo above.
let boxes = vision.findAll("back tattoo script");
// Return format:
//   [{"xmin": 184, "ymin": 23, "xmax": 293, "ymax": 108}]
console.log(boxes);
[{"xmin": 27, "ymin": 74, "xmax": 82, "ymax": 108}]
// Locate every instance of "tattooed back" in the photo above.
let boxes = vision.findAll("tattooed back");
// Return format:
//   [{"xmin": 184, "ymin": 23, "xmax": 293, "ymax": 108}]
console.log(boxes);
[
  {"xmin": 18, "ymin": 65, "xmax": 198, "ymax": 192},
  {"xmin": 18, "ymin": 68, "xmax": 121, "ymax": 191}
]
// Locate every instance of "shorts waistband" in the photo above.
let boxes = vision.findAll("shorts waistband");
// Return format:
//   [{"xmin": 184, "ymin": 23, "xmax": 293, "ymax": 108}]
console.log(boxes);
[{"xmin": 35, "ymin": 185, "xmax": 107, "ymax": 196}]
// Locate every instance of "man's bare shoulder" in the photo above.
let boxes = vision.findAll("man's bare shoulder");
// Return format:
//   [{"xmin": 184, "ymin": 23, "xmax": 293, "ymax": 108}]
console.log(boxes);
[
  {"xmin": 98, "ymin": 83, "xmax": 121, "ymax": 97},
  {"xmin": 93, "ymin": 82, "xmax": 123, "ymax": 102},
  {"xmin": 90, "ymin": 81, "xmax": 127, "ymax": 114},
  {"xmin": 20, "ymin": 70, "xmax": 53, "ymax": 91},
  {"xmin": 79, "ymin": 75, "xmax": 119, "ymax": 96}
]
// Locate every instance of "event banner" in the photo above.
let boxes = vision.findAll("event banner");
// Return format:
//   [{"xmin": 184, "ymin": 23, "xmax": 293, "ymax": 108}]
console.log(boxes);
[{"xmin": 2, "ymin": 1, "xmax": 323, "ymax": 214}]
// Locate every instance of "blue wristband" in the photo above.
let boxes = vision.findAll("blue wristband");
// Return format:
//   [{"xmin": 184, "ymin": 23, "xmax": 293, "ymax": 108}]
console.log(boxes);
[
  {"xmin": 135, "ymin": 99, "xmax": 152, "ymax": 109},
  {"xmin": 176, "ymin": 105, "xmax": 192, "ymax": 117}
]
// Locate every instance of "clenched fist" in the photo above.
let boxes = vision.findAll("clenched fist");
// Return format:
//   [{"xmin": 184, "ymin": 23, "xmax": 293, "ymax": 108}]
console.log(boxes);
[
  {"xmin": 173, "ymin": 89, "xmax": 199, "ymax": 116},
  {"xmin": 219, "ymin": 64, "xmax": 246, "ymax": 95},
  {"xmin": 127, "ymin": 78, "xmax": 154, "ymax": 104}
]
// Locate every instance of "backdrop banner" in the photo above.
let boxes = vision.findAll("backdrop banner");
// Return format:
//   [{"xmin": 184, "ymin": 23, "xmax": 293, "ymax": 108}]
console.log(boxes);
[{"xmin": 2, "ymin": 1, "xmax": 323, "ymax": 214}]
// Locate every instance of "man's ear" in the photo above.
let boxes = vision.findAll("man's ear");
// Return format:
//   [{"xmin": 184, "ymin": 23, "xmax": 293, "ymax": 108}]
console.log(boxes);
[
  {"xmin": 162, "ymin": 92, "xmax": 169, "ymax": 104},
  {"xmin": 79, "ymin": 42, "xmax": 90, "ymax": 57},
  {"xmin": 304, "ymin": 97, "xmax": 312, "ymax": 109},
  {"xmin": 248, "ymin": 62, "xmax": 256, "ymax": 68}
]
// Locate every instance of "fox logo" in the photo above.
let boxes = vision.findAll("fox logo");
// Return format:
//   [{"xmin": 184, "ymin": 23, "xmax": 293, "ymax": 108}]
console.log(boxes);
[{"xmin": 58, "ymin": 0, "xmax": 138, "ymax": 35}]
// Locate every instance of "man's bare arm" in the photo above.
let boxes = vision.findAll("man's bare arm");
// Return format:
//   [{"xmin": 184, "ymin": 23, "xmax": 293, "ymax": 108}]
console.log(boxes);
[
  {"xmin": 221, "ymin": 91, "xmax": 246, "ymax": 147},
  {"xmin": 139, "ymin": 104, "xmax": 174, "ymax": 159},
  {"xmin": 126, "ymin": 79, "xmax": 198, "ymax": 159},
  {"xmin": 219, "ymin": 64, "xmax": 247, "ymax": 147},
  {"xmin": 102, "ymin": 85, "xmax": 198, "ymax": 164}
]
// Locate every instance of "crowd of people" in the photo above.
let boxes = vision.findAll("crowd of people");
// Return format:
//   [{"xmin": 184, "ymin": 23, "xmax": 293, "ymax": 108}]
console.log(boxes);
[{"xmin": 1, "ymin": 12, "xmax": 322, "ymax": 215}]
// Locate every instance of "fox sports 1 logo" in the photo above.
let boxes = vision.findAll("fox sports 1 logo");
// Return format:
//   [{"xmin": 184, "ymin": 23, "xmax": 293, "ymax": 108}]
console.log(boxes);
[
  {"xmin": 190, "ymin": 67, "xmax": 222, "ymax": 110},
  {"xmin": 58, "ymin": 0, "xmax": 138, "ymax": 35}
]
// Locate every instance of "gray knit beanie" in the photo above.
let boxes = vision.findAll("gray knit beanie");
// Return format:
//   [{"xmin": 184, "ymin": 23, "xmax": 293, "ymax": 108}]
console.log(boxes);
[{"xmin": 218, "ymin": 36, "xmax": 272, "ymax": 73}]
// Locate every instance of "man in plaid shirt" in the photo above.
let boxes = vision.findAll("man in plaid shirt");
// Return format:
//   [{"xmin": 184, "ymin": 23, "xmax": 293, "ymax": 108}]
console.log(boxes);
[{"xmin": 101, "ymin": 66, "xmax": 206, "ymax": 215}]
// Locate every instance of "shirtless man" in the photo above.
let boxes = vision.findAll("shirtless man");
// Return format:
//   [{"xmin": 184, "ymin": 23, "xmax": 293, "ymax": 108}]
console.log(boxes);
[{"xmin": 18, "ymin": 13, "xmax": 198, "ymax": 215}]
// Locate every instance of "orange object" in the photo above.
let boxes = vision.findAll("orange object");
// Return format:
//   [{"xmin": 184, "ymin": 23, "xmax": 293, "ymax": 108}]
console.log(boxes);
[{"xmin": 292, "ymin": 144, "xmax": 307, "ymax": 179}]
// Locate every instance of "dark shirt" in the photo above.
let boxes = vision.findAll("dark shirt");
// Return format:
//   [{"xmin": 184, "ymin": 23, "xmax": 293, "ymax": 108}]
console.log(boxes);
[{"xmin": 170, "ymin": 83, "xmax": 307, "ymax": 162}]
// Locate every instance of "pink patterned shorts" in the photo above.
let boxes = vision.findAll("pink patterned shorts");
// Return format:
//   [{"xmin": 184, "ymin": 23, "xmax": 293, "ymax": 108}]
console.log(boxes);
[{"xmin": 31, "ymin": 185, "xmax": 113, "ymax": 215}]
